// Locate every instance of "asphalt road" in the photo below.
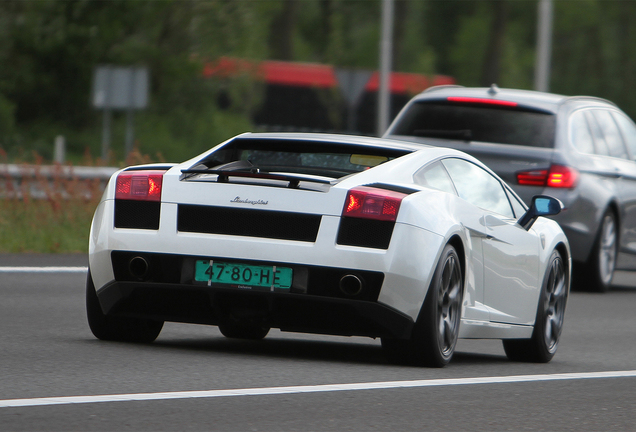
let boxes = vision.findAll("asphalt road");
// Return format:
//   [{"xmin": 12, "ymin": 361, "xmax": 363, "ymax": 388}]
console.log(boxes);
[{"xmin": 1, "ymin": 254, "xmax": 635, "ymax": 431}]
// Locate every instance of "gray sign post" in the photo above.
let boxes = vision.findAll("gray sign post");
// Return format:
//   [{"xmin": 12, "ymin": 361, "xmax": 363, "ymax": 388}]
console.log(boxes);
[
  {"xmin": 534, "ymin": 0, "xmax": 553, "ymax": 92},
  {"xmin": 92, "ymin": 66, "xmax": 149, "ymax": 159},
  {"xmin": 377, "ymin": 0, "xmax": 394, "ymax": 136}
]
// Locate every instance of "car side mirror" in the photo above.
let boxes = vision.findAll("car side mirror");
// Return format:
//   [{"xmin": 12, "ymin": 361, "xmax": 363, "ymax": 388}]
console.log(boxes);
[{"xmin": 518, "ymin": 195, "xmax": 563, "ymax": 230}]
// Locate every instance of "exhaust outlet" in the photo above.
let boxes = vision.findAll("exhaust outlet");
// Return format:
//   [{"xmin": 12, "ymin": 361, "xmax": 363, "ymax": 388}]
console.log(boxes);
[
  {"xmin": 339, "ymin": 274, "xmax": 363, "ymax": 296},
  {"xmin": 129, "ymin": 256, "xmax": 149, "ymax": 280}
]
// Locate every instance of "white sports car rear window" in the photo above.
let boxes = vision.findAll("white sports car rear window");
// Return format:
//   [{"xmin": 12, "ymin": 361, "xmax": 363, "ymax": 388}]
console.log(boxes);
[{"xmin": 195, "ymin": 138, "xmax": 411, "ymax": 179}]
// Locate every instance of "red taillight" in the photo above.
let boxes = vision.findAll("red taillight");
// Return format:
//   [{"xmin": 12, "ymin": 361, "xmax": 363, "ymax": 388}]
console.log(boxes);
[
  {"xmin": 547, "ymin": 165, "xmax": 579, "ymax": 188},
  {"xmin": 115, "ymin": 170, "xmax": 165, "ymax": 201},
  {"xmin": 517, "ymin": 169, "xmax": 548, "ymax": 186},
  {"xmin": 516, "ymin": 165, "xmax": 578, "ymax": 188},
  {"xmin": 342, "ymin": 187, "xmax": 406, "ymax": 222},
  {"xmin": 447, "ymin": 96, "xmax": 518, "ymax": 107}
]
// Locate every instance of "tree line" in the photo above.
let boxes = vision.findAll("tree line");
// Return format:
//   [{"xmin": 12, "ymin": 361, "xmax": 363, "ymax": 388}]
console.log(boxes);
[{"xmin": 1, "ymin": 0, "xmax": 634, "ymax": 162}]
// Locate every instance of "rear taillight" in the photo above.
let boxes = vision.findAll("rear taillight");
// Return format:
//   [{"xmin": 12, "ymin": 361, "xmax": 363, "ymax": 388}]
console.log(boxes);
[
  {"xmin": 547, "ymin": 165, "xmax": 579, "ymax": 188},
  {"xmin": 115, "ymin": 170, "xmax": 165, "ymax": 201},
  {"xmin": 342, "ymin": 187, "xmax": 406, "ymax": 222},
  {"xmin": 517, "ymin": 169, "xmax": 549, "ymax": 186},
  {"xmin": 516, "ymin": 165, "xmax": 578, "ymax": 188}
]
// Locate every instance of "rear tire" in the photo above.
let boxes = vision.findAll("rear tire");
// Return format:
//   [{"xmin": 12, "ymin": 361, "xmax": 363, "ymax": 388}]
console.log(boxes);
[
  {"xmin": 382, "ymin": 244, "xmax": 463, "ymax": 367},
  {"xmin": 86, "ymin": 271, "xmax": 163, "ymax": 343},
  {"xmin": 577, "ymin": 210, "xmax": 617, "ymax": 292},
  {"xmin": 503, "ymin": 249, "xmax": 568, "ymax": 363}
]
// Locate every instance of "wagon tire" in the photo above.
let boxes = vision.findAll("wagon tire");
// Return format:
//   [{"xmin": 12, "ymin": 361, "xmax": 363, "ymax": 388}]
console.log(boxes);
[
  {"xmin": 503, "ymin": 249, "xmax": 568, "ymax": 363},
  {"xmin": 86, "ymin": 271, "xmax": 163, "ymax": 343},
  {"xmin": 579, "ymin": 210, "xmax": 617, "ymax": 293}
]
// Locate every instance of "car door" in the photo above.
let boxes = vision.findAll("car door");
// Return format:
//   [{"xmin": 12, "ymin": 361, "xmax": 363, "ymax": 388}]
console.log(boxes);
[{"xmin": 442, "ymin": 158, "xmax": 541, "ymax": 325}]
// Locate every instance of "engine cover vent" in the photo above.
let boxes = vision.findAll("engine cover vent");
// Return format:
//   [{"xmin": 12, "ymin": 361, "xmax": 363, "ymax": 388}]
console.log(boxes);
[{"xmin": 178, "ymin": 204, "xmax": 322, "ymax": 242}]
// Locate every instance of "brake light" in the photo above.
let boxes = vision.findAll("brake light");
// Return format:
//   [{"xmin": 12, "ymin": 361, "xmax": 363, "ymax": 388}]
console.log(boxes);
[
  {"xmin": 547, "ymin": 165, "xmax": 579, "ymax": 188},
  {"xmin": 115, "ymin": 170, "xmax": 165, "ymax": 201},
  {"xmin": 516, "ymin": 165, "xmax": 578, "ymax": 188},
  {"xmin": 447, "ymin": 96, "xmax": 518, "ymax": 107},
  {"xmin": 342, "ymin": 187, "xmax": 406, "ymax": 222}
]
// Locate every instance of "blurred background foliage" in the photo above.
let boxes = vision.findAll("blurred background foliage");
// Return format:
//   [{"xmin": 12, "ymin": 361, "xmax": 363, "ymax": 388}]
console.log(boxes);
[{"xmin": 0, "ymin": 0, "xmax": 635, "ymax": 165}]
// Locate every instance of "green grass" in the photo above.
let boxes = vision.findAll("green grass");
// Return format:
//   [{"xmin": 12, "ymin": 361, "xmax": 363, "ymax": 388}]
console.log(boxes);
[
  {"xmin": 0, "ymin": 161, "xmax": 101, "ymax": 254},
  {"xmin": 0, "ymin": 199, "xmax": 96, "ymax": 253}
]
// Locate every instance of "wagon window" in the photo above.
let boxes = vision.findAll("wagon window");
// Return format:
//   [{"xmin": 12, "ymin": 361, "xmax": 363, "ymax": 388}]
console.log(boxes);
[
  {"xmin": 390, "ymin": 101, "xmax": 556, "ymax": 148},
  {"xmin": 569, "ymin": 110, "xmax": 595, "ymax": 155},
  {"xmin": 611, "ymin": 112, "xmax": 636, "ymax": 160},
  {"xmin": 592, "ymin": 110, "xmax": 628, "ymax": 159},
  {"xmin": 585, "ymin": 111, "xmax": 609, "ymax": 156}
]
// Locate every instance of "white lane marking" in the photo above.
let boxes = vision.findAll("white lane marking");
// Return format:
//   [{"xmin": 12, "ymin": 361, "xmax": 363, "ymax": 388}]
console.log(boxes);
[
  {"xmin": 2, "ymin": 370, "xmax": 635, "ymax": 408},
  {"xmin": 0, "ymin": 266, "xmax": 88, "ymax": 273}
]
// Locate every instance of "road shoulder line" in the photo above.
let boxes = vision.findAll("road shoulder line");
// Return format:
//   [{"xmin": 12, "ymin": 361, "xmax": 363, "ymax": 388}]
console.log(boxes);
[
  {"xmin": 0, "ymin": 266, "xmax": 88, "ymax": 273},
  {"xmin": 2, "ymin": 370, "xmax": 636, "ymax": 408}
]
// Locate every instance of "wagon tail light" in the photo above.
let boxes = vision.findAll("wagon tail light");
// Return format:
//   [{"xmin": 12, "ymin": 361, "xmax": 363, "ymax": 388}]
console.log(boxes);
[
  {"xmin": 516, "ymin": 165, "xmax": 579, "ymax": 188},
  {"xmin": 342, "ymin": 186, "xmax": 406, "ymax": 222},
  {"xmin": 115, "ymin": 170, "xmax": 166, "ymax": 201}
]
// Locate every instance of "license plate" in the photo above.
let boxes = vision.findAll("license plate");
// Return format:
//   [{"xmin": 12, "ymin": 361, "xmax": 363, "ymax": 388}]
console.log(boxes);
[{"xmin": 194, "ymin": 260, "xmax": 293, "ymax": 289}]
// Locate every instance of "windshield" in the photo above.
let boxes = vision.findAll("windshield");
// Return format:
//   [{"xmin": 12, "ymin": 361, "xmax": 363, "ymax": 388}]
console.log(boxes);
[
  {"xmin": 194, "ymin": 138, "xmax": 411, "ymax": 179},
  {"xmin": 391, "ymin": 101, "xmax": 556, "ymax": 148}
]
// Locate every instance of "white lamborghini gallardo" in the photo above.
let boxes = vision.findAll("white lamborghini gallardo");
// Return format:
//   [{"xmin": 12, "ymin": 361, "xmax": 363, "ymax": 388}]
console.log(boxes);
[{"xmin": 87, "ymin": 133, "xmax": 570, "ymax": 367}]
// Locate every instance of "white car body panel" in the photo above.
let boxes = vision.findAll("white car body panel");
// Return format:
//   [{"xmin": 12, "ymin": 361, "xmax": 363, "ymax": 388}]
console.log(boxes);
[{"xmin": 483, "ymin": 213, "xmax": 541, "ymax": 325}]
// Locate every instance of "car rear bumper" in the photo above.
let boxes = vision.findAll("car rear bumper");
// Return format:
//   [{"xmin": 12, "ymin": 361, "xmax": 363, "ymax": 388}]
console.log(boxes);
[{"xmin": 94, "ymin": 274, "xmax": 415, "ymax": 340}]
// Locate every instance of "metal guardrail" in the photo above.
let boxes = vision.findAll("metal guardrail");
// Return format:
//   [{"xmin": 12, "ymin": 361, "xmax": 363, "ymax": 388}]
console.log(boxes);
[{"xmin": 0, "ymin": 164, "xmax": 119, "ymax": 199}]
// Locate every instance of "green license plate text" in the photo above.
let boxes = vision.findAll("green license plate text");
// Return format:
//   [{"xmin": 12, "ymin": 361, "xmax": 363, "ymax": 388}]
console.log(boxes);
[{"xmin": 194, "ymin": 260, "xmax": 292, "ymax": 289}]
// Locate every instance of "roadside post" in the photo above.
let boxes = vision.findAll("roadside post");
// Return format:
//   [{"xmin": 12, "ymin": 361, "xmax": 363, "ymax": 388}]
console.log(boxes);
[{"xmin": 91, "ymin": 66, "xmax": 149, "ymax": 160}]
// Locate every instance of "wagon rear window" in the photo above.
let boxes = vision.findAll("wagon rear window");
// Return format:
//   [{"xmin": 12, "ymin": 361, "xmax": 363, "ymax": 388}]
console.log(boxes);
[{"xmin": 391, "ymin": 101, "xmax": 556, "ymax": 148}]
